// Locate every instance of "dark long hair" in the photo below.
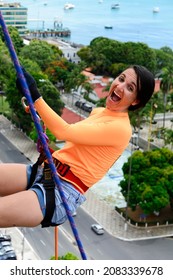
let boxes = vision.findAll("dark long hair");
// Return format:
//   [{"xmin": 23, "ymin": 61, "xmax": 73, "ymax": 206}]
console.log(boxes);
[{"xmin": 128, "ymin": 65, "xmax": 155, "ymax": 111}]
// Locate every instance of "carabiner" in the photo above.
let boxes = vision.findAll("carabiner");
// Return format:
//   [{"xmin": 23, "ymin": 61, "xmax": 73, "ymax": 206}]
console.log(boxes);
[{"xmin": 21, "ymin": 96, "xmax": 30, "ymax": 114}]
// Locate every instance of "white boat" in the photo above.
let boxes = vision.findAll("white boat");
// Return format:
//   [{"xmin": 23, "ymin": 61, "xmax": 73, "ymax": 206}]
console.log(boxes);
[
  {"xmin": 64, "ymin": 3, "xmax": 75, "ymax": 10},
  {"xmin": 153, "ymin": 7, "xmax": 160, "ymax": 13},
  {"xmin": 111, "ymin": 3, "xmax": 120, "ymax": 9}
]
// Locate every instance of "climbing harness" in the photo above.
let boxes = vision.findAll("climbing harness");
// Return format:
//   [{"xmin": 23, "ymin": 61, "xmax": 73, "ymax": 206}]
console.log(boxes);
[{"xmin": 0, "ymin": 12, "xmax": 87, "ymax": 260}]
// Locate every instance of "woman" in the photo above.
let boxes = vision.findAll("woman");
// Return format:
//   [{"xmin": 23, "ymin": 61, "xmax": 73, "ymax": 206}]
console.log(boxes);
[{"xmin": 0, "ymin": 65, "xmax": 155, "ymax": 228}]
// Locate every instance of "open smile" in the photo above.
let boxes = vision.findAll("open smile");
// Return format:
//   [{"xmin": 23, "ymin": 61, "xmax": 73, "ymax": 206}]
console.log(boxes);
[{"xmin": 110, "ymin": 90, "xmax": 121, "ymax": 102}]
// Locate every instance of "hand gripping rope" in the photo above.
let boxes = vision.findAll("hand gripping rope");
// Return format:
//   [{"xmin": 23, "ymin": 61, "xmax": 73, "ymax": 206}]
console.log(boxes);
[{"xmin": 0, "ymin": 12, "xmax": 87, "ymax": 260}]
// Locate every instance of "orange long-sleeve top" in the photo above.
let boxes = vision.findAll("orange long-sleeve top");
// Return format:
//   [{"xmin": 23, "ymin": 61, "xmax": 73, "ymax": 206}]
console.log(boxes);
[{"xmin": 35, "ymin": 98, "xmax": 132, "ymax": 188}]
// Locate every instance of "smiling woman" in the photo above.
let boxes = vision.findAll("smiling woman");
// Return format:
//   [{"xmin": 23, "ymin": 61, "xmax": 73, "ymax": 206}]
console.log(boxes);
[
  {"xmin": 0, "ymin": 65, "xmax": 155, "ymax": 229},
  {"xmin": 106, "ymin": 65, "xmax": 155, "ymax": 112}
]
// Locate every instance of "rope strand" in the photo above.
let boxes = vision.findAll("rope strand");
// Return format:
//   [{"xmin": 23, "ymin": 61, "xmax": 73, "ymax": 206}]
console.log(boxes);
[{"xmin": 0, "ymin": 12, "xmax": 87, "ymax": 260}]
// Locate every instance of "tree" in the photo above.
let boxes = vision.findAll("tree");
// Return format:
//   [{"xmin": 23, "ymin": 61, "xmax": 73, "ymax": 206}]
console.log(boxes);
[
  {"xmin": 120, "ymin": 148, "xmax": 173, "ymax": 214},
  {"xmin": 39, "ymin": 79, "xmax": 64, "ymax": 115},
  {"xmin": 160, "ymin": 66, "xmax": 173, "ymax": 128},
  {"xmin": 0, "ymin": 39, "xmax": 13, "ymax": 92},
  {"xmin": 109, "ymin": 62, "xmax": 127, "ymax": 77},
  {"xmin": 122, "ymin": 42, "xmax": 157, "ymax": 73},
  {"xmin": 45, "ymin": 59, "xmax": 69, "ymax": 85},
  {"xmin": 82, "ymin": 81, "xmax": 94, "ymax": 100},
  {"xmin": 78, "ymin": 37, "xmax": 157, "ymax": 76},
  {"xmin": 20, "ymin": 39, "xmax": 62, "ymax": 71},
  {"xmin": 154, "ymin": 47, "xmax": 173, "ymax": 74},
  {"xmin": 5, "ymin": 63, "xmax": 64, "ymax": 135},
  {"xmin": 161, "ymin": 128, "xmax": 173, "ymax": 148},
  {"xmin": 0, "ymin": 26, "xmax": 24, "ymax": 54},
  {"xmin": 64, "ymin": 62, "xmax": 87, "ymax": 96}
]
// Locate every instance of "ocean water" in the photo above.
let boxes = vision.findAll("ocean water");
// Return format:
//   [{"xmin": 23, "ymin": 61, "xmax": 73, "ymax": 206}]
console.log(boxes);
[{"xmin": 6, "ymin": 0, "xmax": 173, "ymax": 49}]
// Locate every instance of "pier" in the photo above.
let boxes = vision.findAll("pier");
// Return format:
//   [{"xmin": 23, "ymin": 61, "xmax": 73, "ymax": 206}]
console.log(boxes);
[
  {"xmin": 26, "ymin": 20, "xmax": 71, "ymax": 39},
  {"xmin": 27, "ymin": 28, "xmax": 71, "ymax": 39}
]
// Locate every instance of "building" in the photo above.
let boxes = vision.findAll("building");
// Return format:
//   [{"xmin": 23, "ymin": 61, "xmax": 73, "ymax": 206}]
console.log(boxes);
[
  {"xmin": 24, "ymin": 37, "xmax": 81, "ymax": 64},
  {"xmin": 0, "ymin": 2, "xmax": 27, "ymax": 35},
  {"xmin": 52, "ymin": 39, "xmax": 81, "ymax": 64}
]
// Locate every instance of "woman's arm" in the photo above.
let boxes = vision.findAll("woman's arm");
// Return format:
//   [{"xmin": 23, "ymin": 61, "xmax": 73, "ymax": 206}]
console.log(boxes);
[{"xmin": 35, "ymin": 98, "xmax": 131, "ymax": 146}]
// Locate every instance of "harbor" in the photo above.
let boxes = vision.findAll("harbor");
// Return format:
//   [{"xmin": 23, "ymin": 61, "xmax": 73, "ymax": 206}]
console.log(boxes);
[
  {"xmin": 26, "ymin": 18, "xmax": 71, "ymax": 39},
  {"xmin": 27, "ymin": 27, "xmax": 71, "ymax": 39}
]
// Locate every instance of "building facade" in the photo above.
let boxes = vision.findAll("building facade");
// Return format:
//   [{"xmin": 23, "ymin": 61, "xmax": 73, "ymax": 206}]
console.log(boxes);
[{"xmin": 0, "ymin": 2, "xmax": 27, "ymax": 35}]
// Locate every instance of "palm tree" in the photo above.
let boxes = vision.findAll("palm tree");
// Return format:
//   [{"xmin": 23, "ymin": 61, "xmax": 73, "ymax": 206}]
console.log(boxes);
[
  {"xmin": 65, "ymin": 62, "xmax": 88, "ymax": 105},
  {"xmin": 160, "ymin": 66, "xmax": 173, "ymax": 128}
]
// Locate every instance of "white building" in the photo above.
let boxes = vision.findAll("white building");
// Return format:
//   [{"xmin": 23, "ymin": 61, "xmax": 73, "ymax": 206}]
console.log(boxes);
[{"xmin": 40, "ymin": 38, "xmax": 81, "ymax": 64}]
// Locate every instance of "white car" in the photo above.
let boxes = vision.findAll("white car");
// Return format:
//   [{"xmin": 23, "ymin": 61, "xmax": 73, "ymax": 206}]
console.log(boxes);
[{"xmin": 91, "ymin": 224, "xmax": 104, "ymax": 235}]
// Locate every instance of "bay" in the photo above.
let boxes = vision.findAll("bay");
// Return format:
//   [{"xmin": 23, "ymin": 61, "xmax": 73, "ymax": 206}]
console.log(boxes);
[{"xmin": 7, "ymin": 0, "xmax": 173, "ymax": 49}]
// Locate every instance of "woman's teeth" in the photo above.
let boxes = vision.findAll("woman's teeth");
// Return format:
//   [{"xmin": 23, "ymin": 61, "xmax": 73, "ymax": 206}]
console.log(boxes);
[{"xmin": 111, "ymin": 91, "xmax": 121, "ymax": 101}]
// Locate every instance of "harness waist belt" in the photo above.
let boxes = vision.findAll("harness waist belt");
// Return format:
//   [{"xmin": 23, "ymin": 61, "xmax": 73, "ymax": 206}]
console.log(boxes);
[{"xmin": 53, "ymin": 158, "xmax": 89, "ymax": 194}]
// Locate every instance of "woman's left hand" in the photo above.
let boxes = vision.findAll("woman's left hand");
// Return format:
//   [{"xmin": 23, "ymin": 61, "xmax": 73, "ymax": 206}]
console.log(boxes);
[{"xmin": 16, "ymin": 67, "xmax": 41, "ymax": 102}]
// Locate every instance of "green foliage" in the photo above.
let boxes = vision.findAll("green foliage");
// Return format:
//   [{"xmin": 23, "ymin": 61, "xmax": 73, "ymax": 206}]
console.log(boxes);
[
  {"xmin": 78, "ymin": 37, "xmax": 157, "ymax": 76},
  {"xmin": 0, "ymin": 26, "xmax": 24, "ymax": 54},
  {"xmin": 64, "ymin": 62, "xmax": 87, "ymax": 93},
  {"xmin": 96, "ymin": 97, "xmax": 106, "ymax": 107},
  {"xmin": 38, "ymin": 79, "xmax": 64, "ymax": 115},
  {"xmin": 154, "ymin": 47, "xmax": 173, "ymax": 74},
  {"xmin": 20, "ymin": 39, "xmax": 62, "ymax": 71},
  {"xmin": 50, "ymin": 252, "xmax": 79, "ymax": 260},
  {"xmin": 29, "ymin": 123, "xmax": 56, "ymax": 143},
  {"xmin": 109, "ymin": 62, "xmax": 127, "ymax": 77},
  {"xmin": 120, "ymin": 148, "xmax": 173, "ymax": 214},
  {"xmin": 138, "ymin": 183, "xmax": 169, "ymax": 214},
  {"xmin": 0, "ymin": 39, "xmax": 13, "ymax": 91},
  {"xmin": 5, "ymin": 61, "xmax": 64, "ymax": 135},
  {"xmin": 45, "ymin": 59, "xmax": 69, "ymax": 84}
]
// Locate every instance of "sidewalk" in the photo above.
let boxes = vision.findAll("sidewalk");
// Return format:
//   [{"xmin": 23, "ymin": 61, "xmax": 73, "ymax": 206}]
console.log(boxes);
[{"xmin": 0, "ymin": 114, "xmax": 173, "ymax": 259}]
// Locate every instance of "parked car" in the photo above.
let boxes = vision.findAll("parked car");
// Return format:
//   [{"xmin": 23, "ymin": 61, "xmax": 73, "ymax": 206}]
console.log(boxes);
[
  {"xmin": 0, "ymin": 233, "xmax": 17, "ymax": 260},
  {"xmin": 0, "ymin": 241, "xmax": 11, "ymax": 249},
  {"xmin": 75, "ymin": 101, "xmax": 92, "ymax": 113},
  {"xmin": 75, "ymin": 100, "xmax": 82, "ymax": 108},
  {"xmin": 91, "ymin": 224, "xmax": 104, "ymax": 235},
  {"xmin": 81, "ymin": 103, "xmax": 92, "ymax": 113},
  {"xmin": 0, "ymin": 247, "xmax": 17, "ymax": 260},
  {"xmin": 0, "ymin": 234, "xmax": 11, "ymax": 242},
  {"xmin": 0, "ymin": 241, "xmax": 12, "ymax": 247}
]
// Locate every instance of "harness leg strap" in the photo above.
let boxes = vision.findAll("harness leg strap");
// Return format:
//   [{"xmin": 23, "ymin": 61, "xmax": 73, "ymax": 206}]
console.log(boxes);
[{"xmin": 41, "ymin": 162, "xmax": 56, "ymax": 228}]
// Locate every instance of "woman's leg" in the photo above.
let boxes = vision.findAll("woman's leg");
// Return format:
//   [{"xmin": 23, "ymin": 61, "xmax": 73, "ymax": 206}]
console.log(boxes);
[
  {"xmin": 0, "ymin": 190, "xmax": 44, "ymax": 227},
  {"xmin": 0, "ymin": 163, "xmax": 28, "ymax": 196}
]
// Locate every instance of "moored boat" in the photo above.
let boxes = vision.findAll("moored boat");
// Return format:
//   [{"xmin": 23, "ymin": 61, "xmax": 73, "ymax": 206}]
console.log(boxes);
[
  {"xmin": 111, "ymin": 3, "xmax": 120, "ymax": 9},
  {"xmin": 64, "ymin": 3, "xmax": 75, "ymax": 10},
  {"xmin": 153, "ymin": 7, "xmax": 160, "ymax": 13},
  {"xmin": 104, "ymin": 25, "xmax": 113, "ymax": 29}
]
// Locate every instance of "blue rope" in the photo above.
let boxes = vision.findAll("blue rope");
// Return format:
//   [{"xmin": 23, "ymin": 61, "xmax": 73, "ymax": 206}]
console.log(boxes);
[{"xmin": 0, "ymin": 12, "xmax": 87, "ymax": 260}]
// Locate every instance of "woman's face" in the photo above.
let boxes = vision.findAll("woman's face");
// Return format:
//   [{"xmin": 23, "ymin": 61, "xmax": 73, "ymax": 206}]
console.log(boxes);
[{"xmin": 106, "ymin": 68, "xmax": 140, "ymax": 112}]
